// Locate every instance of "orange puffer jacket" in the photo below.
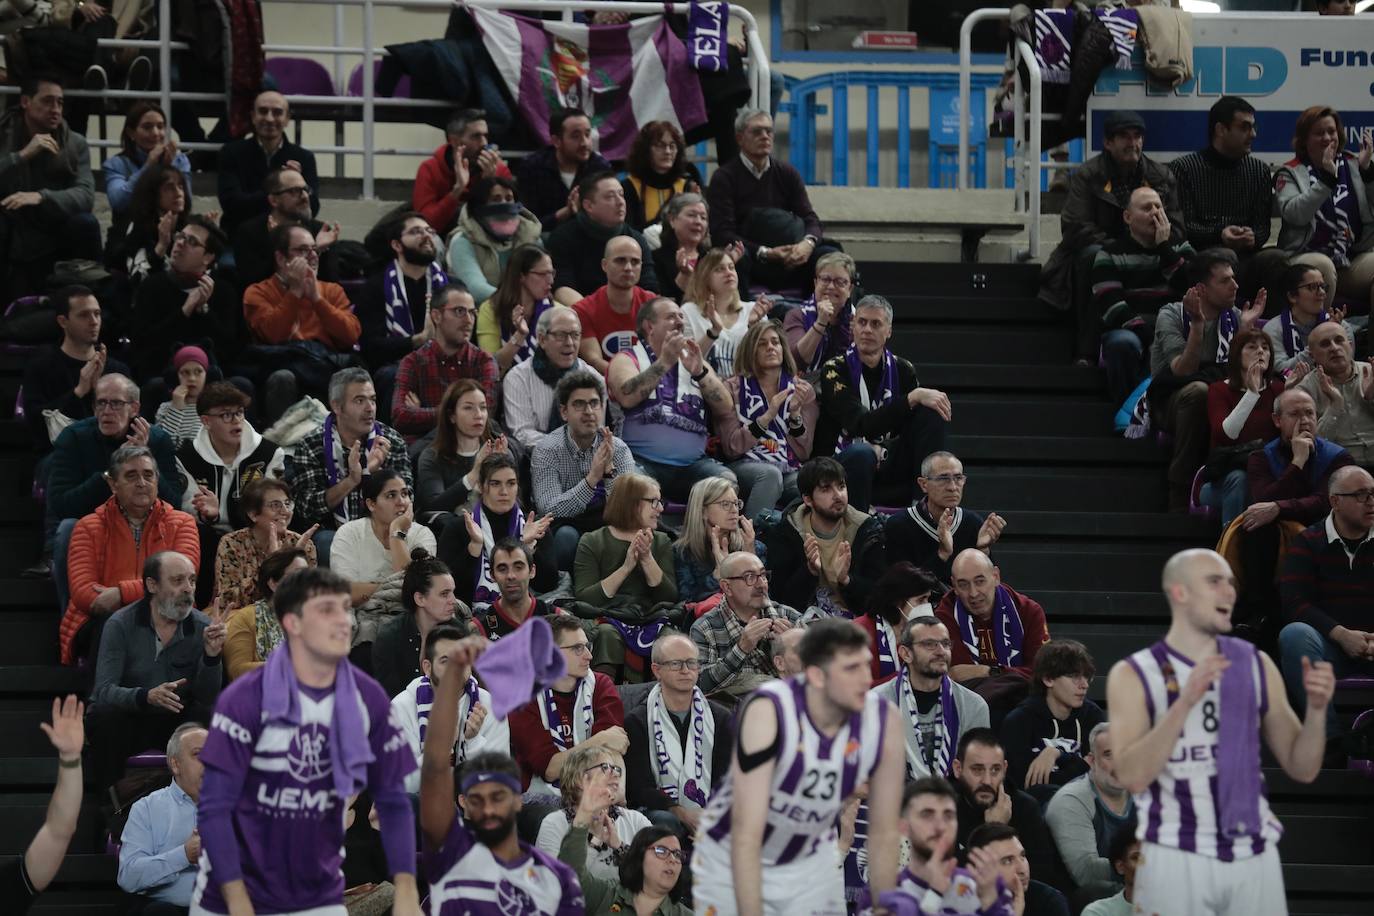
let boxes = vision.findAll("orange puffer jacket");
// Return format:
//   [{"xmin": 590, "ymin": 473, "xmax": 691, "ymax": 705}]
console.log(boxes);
[{"xmin": 58, "ymin": 497, "xmax": 200, "ymax": 665}]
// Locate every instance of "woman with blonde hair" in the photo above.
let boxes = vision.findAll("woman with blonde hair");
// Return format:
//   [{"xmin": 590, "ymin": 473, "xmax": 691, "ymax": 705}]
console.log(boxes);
[
  {"xmin": 672, "ymin": 477, "xmax": 762, "ymax": 604},
  {"xmin": 536, "ymin": 744, "xmax": 651, "ymax": 881},
  {"xmin": 681, "ymin": 247, "xmax": 769, "ymax": 377},
  {"xmin": 714, "ymin": 318, "xmax": 818, "ymax": 519}
]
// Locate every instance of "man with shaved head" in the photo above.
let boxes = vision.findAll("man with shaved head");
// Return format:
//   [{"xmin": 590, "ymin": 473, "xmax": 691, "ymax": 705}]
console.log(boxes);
[
  {"xmin": 690, "ymin": 550, "xmax": 801, "ymax": 704},
  {"xmin": 1295, "ymin": 320, "xmax": 1374, "ymax": 469},
  {"xmin": 572, "ymin": 234, "xmax": 657, "ymax": 374},
  {"xmin": 934, "ymin": 548, "xmax": 1049, "ymax": 726},
  {"xmin": 771, "ymin": 626, "xmax": 805, "ymax": 677},
  {"xmin": 1279, "ymin": 465, "xmax": 1374, "ymax": 742},
  {"xmin": 623, "ymin": 632, "xmax": 734, "ymax": 833},
  {"xmin": 1108, "ymin": 548, "xmax": 1333, "ymax": 916}
]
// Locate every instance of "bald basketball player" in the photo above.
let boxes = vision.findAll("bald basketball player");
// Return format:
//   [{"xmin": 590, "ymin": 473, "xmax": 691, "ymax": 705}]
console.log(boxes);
[{"xmin": 1106, "ymin": 548, "xmax": 1334, "ymax": 916}]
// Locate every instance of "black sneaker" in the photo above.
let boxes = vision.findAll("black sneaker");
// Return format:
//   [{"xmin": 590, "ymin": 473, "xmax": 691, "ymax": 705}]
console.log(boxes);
[
  {"xmin": 125, "ymin": 56, "xmax": 152, "ymax": 92},
  {"xmin": 20, "ymin": 557, "xmax": 51, "ymax": 579}
]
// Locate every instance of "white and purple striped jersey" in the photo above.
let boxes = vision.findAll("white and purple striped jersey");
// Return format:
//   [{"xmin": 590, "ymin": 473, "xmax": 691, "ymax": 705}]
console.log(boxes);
[
  {"xmin": 424, "ymin": 815, "xmax": 583, "ymax": 916},
  {"xmin": 1125, "ymin": 641, "xmax": 1283, "ymax": 861},
  {"xmin": 697, "ymin": 676, "xmax": 890, "ymax": 867}
]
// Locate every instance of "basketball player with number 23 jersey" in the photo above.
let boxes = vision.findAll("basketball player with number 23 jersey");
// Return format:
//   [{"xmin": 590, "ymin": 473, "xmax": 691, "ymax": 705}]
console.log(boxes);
[
  {"xmin": 693, "ymin": 618, "xmax": 907, "ymax": 916},
  {"xmin": 1107, "ymin": 549, "xmax": 1335, "ymax": 916}
]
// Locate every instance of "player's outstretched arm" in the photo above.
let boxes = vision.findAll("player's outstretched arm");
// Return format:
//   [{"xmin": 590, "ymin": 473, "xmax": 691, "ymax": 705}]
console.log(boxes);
[
  {"xmin": 420, "ymin": 639, "xmax": 483, "ymax": 847},
  {"xmin": 1261, "ymin": 653, "xmax": 1333, "ymax": 784},
  {"xmin": 864, "ymin": 704, "xmax": 906, "ymax": 901},
  {"xmin": 730, "ymin": 695, "xmax": 779, "ymax": 916},
  {"xmin": 1107, "ymin": 657, "xmax": 1222, "ymax": 794}
]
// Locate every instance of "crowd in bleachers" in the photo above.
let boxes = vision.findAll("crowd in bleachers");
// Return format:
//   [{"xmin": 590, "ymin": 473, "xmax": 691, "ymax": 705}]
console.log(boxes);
[{"xmin": 3, "ymin": 3, "xmax": 1374, "ymax": 913}]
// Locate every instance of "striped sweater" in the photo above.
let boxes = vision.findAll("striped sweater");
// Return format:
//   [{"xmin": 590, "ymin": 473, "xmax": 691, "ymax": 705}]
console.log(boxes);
[
  {"xmin": 1091, "ymin": 235, "xmax": 1195, "ymax": 331},
  {"xmin": 1168, "ymin": 147, "xmax": 1274, "ymax": 252},
  {"xmin": 1280, "ymin": 515, "xmax": 1374, "ymax": 638}
]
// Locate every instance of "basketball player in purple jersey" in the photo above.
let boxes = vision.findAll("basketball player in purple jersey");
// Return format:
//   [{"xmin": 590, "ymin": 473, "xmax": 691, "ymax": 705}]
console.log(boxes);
[
  {"xmin": 693, "ymin": 618, "xmax": 907, "ymax": 916},
  {"xmin": 192, "ymin": 567, "xmax": 421, "ymax": 916},
  {"xmin": 420, "ymin": 636, "xmax": 584, "ymax": 915},
  {"xmin": 1107, "ymin": 549, "xmax": 1334, "ymax": 915}
]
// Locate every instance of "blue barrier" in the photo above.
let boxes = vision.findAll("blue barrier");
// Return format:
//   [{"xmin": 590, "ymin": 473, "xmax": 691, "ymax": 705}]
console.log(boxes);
[{"xmin": 782, "ymin": 70, "xmax": 1001, "ymax": 188}]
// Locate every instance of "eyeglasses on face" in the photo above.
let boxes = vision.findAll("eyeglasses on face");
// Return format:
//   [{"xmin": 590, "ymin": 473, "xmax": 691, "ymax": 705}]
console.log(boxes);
[
  {"xmin": 925, "ymin": 474, "xmax": 967, "ymax": 485},
  {"xmin": 173, "ymin": 232, "xmax": 206, "ymax": 249},
  {"xmin": 1298, "ymin": 281, "xmax": 1329, "ymax": 293},
  {"xmin": 568, "ymin": 396, "xmax": 601, "ymax": 413},
  {"xmin": 816, "ymin": 274, "xmax": 851, "ymax": 288},
  {"xmin": 656, "ymin": 658, "xmax": 700, "ymax": 672},
  {"xmin": 711, "ymin": 498, "xmax": 745, "ymax": 511},
  {"xmin": 273, "ymin": 185, "xmax": 309, "ymax": 198},
  {"xmin": 651, "ymin": 141, "xmax": 679, "ymax": 153},
  {"xmin": 264, "ymin": 499, "xmax": 294, "ymax": 512},
  {"xmin": 1334, "ymin": 489, "xmax": 1374, "ymax": 504},
  {"xmin": 94, "ymin": 398, "xmax": 133, "ymax": 412},
  {"xmin": 641, "ymin": 497, "xmax": 665, "ymax": 509},
  {"xmin": 723, "ymin": 570, "xmax": 769, "ymax": 586},
  {"xmin": 560, "ymin": 642, "xmax": 593, "ymax": 656},
  {"xmin": 912, "ymin": 639, "xmax": 953, "ymax": 651},
  {"xmin": 439, "ymin": 306, "xmax": 478, "ymax": 318},
  {"xmin": 584, "ymin": 762, "xmax": 624, "ymax": 778},
  {"xmin": 545, "ymin": 330, "xmax": 582, "ymax": 343},
  {"xmin": 650, "ymin": 844, "xmax": 685, "ymax": 863},
  {"xmin": 209, "ymin": 409, "xmax": 246, "ymax": 422},
  {"xmin": 288, "ymin": 244, "xmax": 319, "ymax": 257}
]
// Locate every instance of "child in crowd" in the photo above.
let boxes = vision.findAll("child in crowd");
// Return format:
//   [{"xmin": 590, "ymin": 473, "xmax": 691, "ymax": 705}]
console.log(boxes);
[{"xmin": 154, "ymin": 346, "xmax": 209, "ymax": 447}]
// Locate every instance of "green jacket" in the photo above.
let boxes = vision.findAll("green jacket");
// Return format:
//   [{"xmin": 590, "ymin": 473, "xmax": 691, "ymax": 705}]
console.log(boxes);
[{"xmin": 558, "ymin": 825, "xmax": 690, "ymax": 916}]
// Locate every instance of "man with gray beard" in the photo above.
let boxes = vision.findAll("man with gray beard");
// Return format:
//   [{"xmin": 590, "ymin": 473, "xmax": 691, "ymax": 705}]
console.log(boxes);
[{"xmin": 87, "ymin": 551, "xmax": 226, "ymax": 790}]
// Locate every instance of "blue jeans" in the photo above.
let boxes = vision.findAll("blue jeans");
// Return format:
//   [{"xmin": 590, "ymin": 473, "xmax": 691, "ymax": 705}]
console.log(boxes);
[
  {"xmin": 53, "ymin": 517, "xmax": 77, "ymax": 613},
  {"xmin": 1278, "ymin": 621, "xmax": 1374, "ymax": 736},
  {"xmin": 635, "ymin": 456, "xmax": 737, "ymax": 504},
  {"xmin": 729, "ymin": 460, "xmax": 798, "ymax": 520},
  {"xmin": 1102, "ymin": 328, "xmax": 1146, "ymax": 407},
  {"xmin": 546, "ymin": 523, "xmax": 582, "ymax": 576},
  {"xmin": 1199, "ymin": 468, "xmax": 1248, "ymax": 529},
  {"xmin": 312, "ymin": 527, "xmax": 336, "ymax": 568}
]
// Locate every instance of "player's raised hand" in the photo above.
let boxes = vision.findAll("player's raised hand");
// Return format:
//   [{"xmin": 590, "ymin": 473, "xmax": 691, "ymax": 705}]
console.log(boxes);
[{"xmin": 1182, "ymin": 653, "xmax": 1230, "ymax": 707}]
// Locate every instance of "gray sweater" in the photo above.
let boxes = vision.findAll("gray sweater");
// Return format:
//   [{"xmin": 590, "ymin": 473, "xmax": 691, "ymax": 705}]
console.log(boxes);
[
  {"xmin": 1149, "ymin": 302, "xmax": 1242, "ymax": 379},
  {"xmin": 91, "ymin": 599, "xmax": 223, "ymax": 712},
  {"xmin": 1044, "ymin": 773, "xmax": 1134, "ymax": 889}
]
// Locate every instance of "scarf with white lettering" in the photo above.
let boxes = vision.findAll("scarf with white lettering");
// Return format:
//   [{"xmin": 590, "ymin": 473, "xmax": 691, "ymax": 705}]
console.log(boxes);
[
  {"xmin": 1306, "ymin": 156, "xmax": 1362, "ymax": 268},
  {"xmin": 1279, "ymin": 307, "xmax": 1328, "ymax": 358},
  {"xmin": 835, "ymin": 345, "xmax": 897, "ymax": 454},
  {"xmin": 687, "ymin": 0, "xmax": 729, "ymax": 73},
  {"xmin": 874, "ymin": 616, "xmax": 900, "ymax": 681},
  {"xmin": 896, "ymin": 671, "xmax": 960, "ymax": 779},
  {"xmin": 952, "ymin": 585, "xmax": 1025, "ymax": 668},
  {"xmin": 647, "ymin": 684, "xmax": 715, "ymax": 808},
  {"xmin": 470, "ymin": 501, "xmax": 524, "ymax": 605},
  {"xmin": 737, "ymin": 373, "xmax": 797, "ymax": 468},
  {"xmin": 623, "ymin": 341, "xmax": 707, "ymax": 435},
  {"xmin": 537, "ymin": 671, "xmax": 596, "ymax": 787},
  {"xmin": 322, "ymin": 414, "xmax": 381, "ymax": 525},
  {"xmin": 382, "ymin": 259, "xmax": 447, "ymax": 337},
  {"xmin": 798, "ymin": 296, "xmax": 852, "ymax": 373},
  {"xmin": 415, "ymin": 675, "xmax": 481, "ymax": 762},
  {"xmin": 1180, "ymin": 305, "xmax": 1240, "ymax": 365}
]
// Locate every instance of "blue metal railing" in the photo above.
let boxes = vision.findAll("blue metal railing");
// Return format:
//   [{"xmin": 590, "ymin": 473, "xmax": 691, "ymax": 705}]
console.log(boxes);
[{"xmin": 781, "ymin": 70, "xmax": 1002, "ymax": 188}]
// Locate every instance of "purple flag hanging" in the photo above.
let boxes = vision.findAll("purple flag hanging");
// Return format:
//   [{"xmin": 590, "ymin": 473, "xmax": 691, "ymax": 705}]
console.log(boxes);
[{"xmin": 687, "ymin": 0, "xmax": 729, "ymax": 73}]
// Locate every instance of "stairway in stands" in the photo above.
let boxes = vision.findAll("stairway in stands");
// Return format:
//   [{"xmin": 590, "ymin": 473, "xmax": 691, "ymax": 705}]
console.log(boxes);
[{"xmin": 0, "ymin": 264, "xmax": 1368, "ymax": 913}]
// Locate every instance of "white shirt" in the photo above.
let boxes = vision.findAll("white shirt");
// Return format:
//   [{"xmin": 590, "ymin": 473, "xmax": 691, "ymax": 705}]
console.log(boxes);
[
  {"xmin": 329, "ymin": 517, "xmax": 437, "ymax": 583},
  {"xmin": 390, "ymin": 676, "xmax": 511, "ymax": 795},
  {"xmin": 739, "ymin": 152, "xmax": 770, "ymax": 179},
  {"xmin": 683, "ymin": 299, "xmax": 756, "ymax": 377},
  {"xmin": 535, "ymin": 807, "xmax": 651, "ymax": 881}
]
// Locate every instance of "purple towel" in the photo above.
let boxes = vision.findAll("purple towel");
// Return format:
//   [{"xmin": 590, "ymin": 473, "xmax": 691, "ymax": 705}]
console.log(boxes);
[
  {"xmin": 474, "ymin": 616, "xmax": 567, "ymax": 720},
  {"xmin": 262, "ymin": 642, "xmax": 373, "ymax": 800},
  {"xmin": 1216, "ymin": 636, "xmax": 1263, "ymax": 840}
]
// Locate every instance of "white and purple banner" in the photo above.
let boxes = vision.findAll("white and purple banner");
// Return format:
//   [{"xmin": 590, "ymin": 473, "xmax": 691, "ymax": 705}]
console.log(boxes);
[{"xmin": 471, "ymin": 8, "xmax": 709, "ymax": 161}]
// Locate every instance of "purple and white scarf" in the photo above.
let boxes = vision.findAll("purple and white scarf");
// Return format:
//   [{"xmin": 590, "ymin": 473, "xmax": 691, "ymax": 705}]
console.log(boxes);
[
  {"xmin": 737, "ymin": 373, "xmax": 797, "ymax": 468},
  {"xmin": 647, "ymin": 684, "xmax": 715, "ymax": 808},
  {"xmin": 686, "ymin": 0, "xmax": 728, "ymax": 74},
  {"xmin": 798, "ymin": 296, "xmax": 852, "ymax": 373},
  {"xmin": 415, "ymin": 674, "xmax": 481, "ymax": 761},
  {"xmin": 606, "ymin": 618, "xmax": 668, "ymax": 659},
  {"xmin": 1032, "ymin": 9, "xmax": 1074, "ymax": 85},
  {"xmin": 534, "ymin": 670, "xmax": 596, "ymax": 791},
  {"xmin": 322, "ymin": 413, "xmax": 382, "ymax": 524},
  {"xmin": 896, "ymin": 671, "xmax": 960, "ymax": 779},
  {"xmin": 1094, "ymin": 7, "xmax": 1139, "ymax": 71},
  {"xmin": 382, "ymin": 259, "xmax": 447, "ymax": 337},
  {"xmin": 471, "ymin": 502, "xmax": 524, "ymax": 605},
  {"xmin": 624, "ymin": 341, "xmax": 707, "ymax": 435},
  {"xmin": 874, "ymin": 616, "xmax": 900, "ymax": 681},
  {"xmin": 510, "ymin": 297, "xmax": 554, "ymax": 366},
  {"xmin": 952, "ymin": 585, "xmax": 1025, "ymax": 668},
  {"xmin": 1180, "ymin": 304, "xmax": 1240, "ymax": 364},
  {"xmin": 1306, "ymin": 156, "xmax": 1363, "ymax": 268},
  {"xmin": 835, "ymin": 345, "xmax": 897, "ymax": 454},
  {"xmin": 1279, "ymin": 307, "xmax": 1328, "ymax": 358}
]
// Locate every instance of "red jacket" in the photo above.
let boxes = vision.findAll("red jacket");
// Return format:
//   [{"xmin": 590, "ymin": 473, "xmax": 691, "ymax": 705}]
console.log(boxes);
[
  {"xmin": 934, "ymin": 584, "xmax": 1048, "ymax": 679},
  {"xmin": 508, "ymin": 671, "xmax": 624, "ymax": 790},
  {"xmin": 60, "ymin": 497, "xmax": 201, "ymax": 664},
  {"xmin": 854, "ymin": 613, "xmax": 900, "ymax": 686},
  {"xmin": 412, "ymin": 144, "xmax": 513, "ymax": 236}
]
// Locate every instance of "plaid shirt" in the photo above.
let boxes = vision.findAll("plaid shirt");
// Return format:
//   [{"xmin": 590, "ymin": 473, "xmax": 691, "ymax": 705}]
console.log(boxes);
[
  {"xmin": 286, "ymin": 418, "xmax": 412, "ymax": 529},
  {"xmin": 390, "ymin": 340, "xmax": 499, "ymax": 437},
  {"xmin": 689, "ymin": 597, "xmax": 801, "ymax": 695},
  {"xmin": 529, "ymin": 426, "xmax": 635, "ymax": 518}
]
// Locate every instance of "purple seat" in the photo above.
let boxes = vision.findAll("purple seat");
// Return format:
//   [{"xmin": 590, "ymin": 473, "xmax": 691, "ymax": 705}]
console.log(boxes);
[
  {"xmin": 1189, "ymin": 466, "xmax": 1216, "ymax": 518},
  {"xmin": 264, "ymin": 57, "xmax": 337, "ymax": 97},
  {"xmin": 1337, "ymin": 677, "xmax": 1374, "ymax": 690},
  {"xmin": 346, "ymin": 60, "xmax": 411, "ymax": 98},
  {"xmin": 1349, "ymin": 709, "xmax": 1374, "ymax": 778},
  {"xmin": 125, "ymin": 749, "xmax": 166, "ymax": 769}
]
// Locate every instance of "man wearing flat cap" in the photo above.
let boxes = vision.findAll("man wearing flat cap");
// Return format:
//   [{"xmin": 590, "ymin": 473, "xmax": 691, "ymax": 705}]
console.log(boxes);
[{"xmin": 1040, "ymin": 110, "xmax": 1186, "ymax": 365}]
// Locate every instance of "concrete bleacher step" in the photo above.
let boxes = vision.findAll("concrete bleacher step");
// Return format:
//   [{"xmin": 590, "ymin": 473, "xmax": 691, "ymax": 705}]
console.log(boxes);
[
  {"xmin": 952, "ymin": 393, "xmax": 1117, "ymax": 438},
  {"xmin": 991, "ymin": 542, "xmax": 1186, "ymax": 592},
  {"xmin": 0, "ymin": 578, "xmax": 58, "ymax": 609},
  {"xmin": 919, "ymin": 362, "xmax": 1103, "ymax": 394},
  {"xmin": 890, "ymin": 325, "xmax": 1073, "ymax": 365},
  {"xmin": 949, "ymin": 434, "xmax": 1165, "ymax": 467},
  {"xmin": 994, "ymin": 510, "xmax": 1216, "ymax": 541},
  {"xmin": 1023, "ymin": 589, "xmax": 1169, "ymax": 621},
  {"xmin": 964, "ymin": 467, "xmax": 1166, "ymax": 512},
  {"xmin": 862, "ymin": 261, "xmax": 1042, "ymax": 299},
  {"xmin": 0, "ymin": 530, "xmax": 45, "ymax": 574},
  {"xmin": 0, "ymin": 611, "xmax": 59, "ymax": 665},
  {"xmin": 1049, "ymin": 622, "xmax": 1164, "ymax": 670},
  {"xmin": 888, "ymin": 295, "xmax": 1061, "ymax": 326},
  {"xmin": 0, "ymin": 794, "xmax": 108, "ymax": 854}
]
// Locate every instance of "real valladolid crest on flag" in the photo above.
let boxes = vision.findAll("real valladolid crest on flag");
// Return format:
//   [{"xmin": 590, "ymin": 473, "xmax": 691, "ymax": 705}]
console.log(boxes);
[{"xmin": 470, "ymin": 6, "xmax": 709, "ymax": 160}]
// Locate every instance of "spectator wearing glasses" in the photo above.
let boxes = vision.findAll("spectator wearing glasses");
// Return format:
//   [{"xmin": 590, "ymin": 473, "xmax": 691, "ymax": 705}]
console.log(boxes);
[
  {"xmin": 413, "ymin": 108, "xmax": 513, "ymax": 238},
  {"xmin": 175, "ymin": 383, "xmax": 284, "ymax": 533},
  {"xmin": 504, "ymin": 307, "xmax": 592, "ymax": 449},
  {"xmin": 783, "ymin": 252, "xmax": 859, "ymax": 374},
  {"xmin": 216, "ymin": 90, "xmax": 320, "ymax": 231},
  {"xmin": 885, "ymin": 450, "xmax": 1007, "ymax": 587},
  {"xmin": 689, "ymin": 550, "xmax": 801, "ymax": 704},
  {"xmin": 1264, "ymin": 264, "xmax": 1354, "ymax": 374},
  {"xmin": 530, "ymin": 371, "xmax": 635, "ymax": 574},
  {"xmin": 999, "ymin": 640, "xmax": 1104, "ymax": 803},
  {"xmin": 574, "ymin": 235, "xmax": 659, "ymax": 376},
  {"xmin": 622, "ymin": 120, "xmax": 703, "ymax": 231},
  {"xmin": 559, "ymin": 820, "xmax": 690, "ymax": 916},
  {"xmin": 623, "ymin": 633, "xmax": 733, "ymax": 833},
  {"xmin": 571, "ymin": 472, "xmax": 674, "ymax": 681},
  {"xmin": 672, "ymin": 477, "xmax": 764, "ymax": 605},
  {"xmin": 1294, "ymin": 321, "xmax": 1374, "ymax": 468},
  {"xmin": 212, "ymin": 479, "xmax": 317, "ymax": 612},
  {"xmin": 390, "ymin": 283, "xmax": 499, "ymax": 447},
  {"xmin": 537, "ymin": 745, "xmax": 652, "ymax": 880},
  {"xmin": 330, "ymin": 469, "xmax": 437, "ymax": 605},
  {"xmin": 1278, "ymin": 466, "xmax": 1374, "ymax": 739},
  {"xmin": 707, "ymin": 109, "xmax": 832, "ymax": 293},
  {"xmin": 654, "ymin": 193, "xmax": 748, "ymax": 304},
  {"xmin": 547, "ymin": 172, "xmax": 660, "ymax": 304},
  {"xmin": 476, "ymin": 245, "xmax": 558, "ymax": 379},
  {"xmin": 230, "ymin": 166, "xmax": 338, "ymax": 288},
  {"xmin": 242, "ymin": 224, "xmax": 362, "ymax": 423}
]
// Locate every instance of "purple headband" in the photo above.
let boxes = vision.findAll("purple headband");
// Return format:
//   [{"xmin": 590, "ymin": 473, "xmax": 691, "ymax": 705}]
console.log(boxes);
[{"xmin": 460, "ymin": 770, "xmax": 523, "ymax": 795}]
